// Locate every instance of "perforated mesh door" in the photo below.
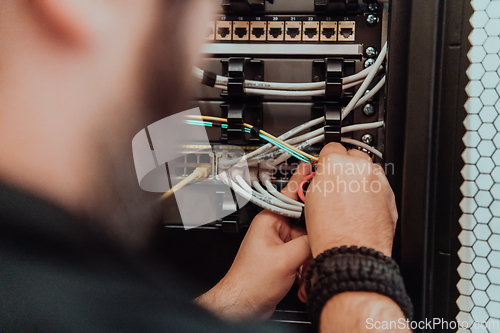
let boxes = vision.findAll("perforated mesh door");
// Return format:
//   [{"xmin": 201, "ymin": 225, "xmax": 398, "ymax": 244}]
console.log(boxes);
[{"xmin": 459, "ymin": 0, "xmax": 500, "ymax": 331}]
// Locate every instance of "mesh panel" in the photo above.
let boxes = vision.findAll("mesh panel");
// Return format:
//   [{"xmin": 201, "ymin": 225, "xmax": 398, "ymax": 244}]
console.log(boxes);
[{"xmin": 459, "ymin": 0, "xmax": 500, "ymax": 331}]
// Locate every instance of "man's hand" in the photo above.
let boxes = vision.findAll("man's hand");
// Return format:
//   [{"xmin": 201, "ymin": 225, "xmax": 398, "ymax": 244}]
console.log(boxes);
[
  {"xmin": 304, "ymin": 143, "xmax": 407, "ymax": 332},
  {"xmin": 305, "ymin": 143, "xmax": 398, "ymax": 257},
  {"xmin": 196, "ymin": 163, "xmax": 312, "ymax": 322}
]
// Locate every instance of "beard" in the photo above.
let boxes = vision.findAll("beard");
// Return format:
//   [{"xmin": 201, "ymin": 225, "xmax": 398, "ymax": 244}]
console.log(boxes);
[{"xmin": 84, "ymin": 1, "xmax": 197, "ymax": 251}]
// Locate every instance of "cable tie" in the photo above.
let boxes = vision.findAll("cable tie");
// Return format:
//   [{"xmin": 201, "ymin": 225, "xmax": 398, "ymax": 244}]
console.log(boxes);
[
  {"xmin": 250, "ymin": 126, "xmax": 261, "ymax": 138},
  {"xmin": 201, "ymin": 71, "xmax": 217, "ymax": 88}
]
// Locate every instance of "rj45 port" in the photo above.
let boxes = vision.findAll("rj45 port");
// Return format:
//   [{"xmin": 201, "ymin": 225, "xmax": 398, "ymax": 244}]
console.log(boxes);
[
  {"xmin": 285, "ymin": 21, "xmax": 302, "ymax": 41},
  {"xmin": 267, "ymin": 21, "xmax": 284, "ymax": 41},
  {"xmin": 338, "ymin": 21, "xmax": 355, "ymax": 42},
  {"xmin": 303, "ymin": 21, "xmax": 319, "ymax": 42},
  {"xmin": 233, "ymin": 21, "xmax": 249, "ymax": 41},
  {"xmin": 320, "ymin": 21, "xmax": 337, "ymax": 41},
  {"xmin": 216, "ymin": 21, "xmax": 232, "ymax": 41}
]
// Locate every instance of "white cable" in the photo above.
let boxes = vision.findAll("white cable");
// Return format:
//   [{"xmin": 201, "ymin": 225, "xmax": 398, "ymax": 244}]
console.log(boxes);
[
  {"xmin": 234, "ymin": 175, "xmax": 301, "ymax": 212},
  {"xmin": 271, "ymin": 121, "xmax": 385, "ymax": 164},
  {"xmin": 244, "ymin": 80, "xmax": 325, "ymax": 91},
  {"xmin": 342, "ymin": 42, "xmax": 387, "ymax": 120},
  {"xmin": 234, "ymin": 175, "xmax": 302, "ymax": 212},
  {"xmin": 213, "ymin": 85, "xmax": 363, "ymax": 96},
  {"xmin": 195, "ymin": 66, "xmax": 380, "ymax": 91},
  {"xmin": 342, "ymin": 65, "xmax": 383, "ymax": 84},
  {"xmin": 287, "ymin": 127, "xmax": 324, "ymax": 145},
  {"xmin": 219, "ymin": 53, "xmax": 387, "ymax": 166},
  {"xmin": 252, "ymin": 180, "xmax": 269, "ymax": 196},
  {"xmin": 267, "ymin": 121, "xmax": 384, "ymax": 160},
  {"xmin": 272, "ymin": 135, "xmax": 324, "ymax": 166},
  {"xmin": 245, "ymin": 116, "xmax": 325, "ymax": 162},
  {"xmin": 341, "ymin": 138, "xmax": 383, "ymax": 159},
  {"xmin": 245, "ymin": 88, "xmax": 326, "ymax": 97},
  {"xmin": 234, "ymin": 174, "xmax": 253, "ymax": 193},
  {"xmin": 343, "ymin": 121, "xmax": 384, "ymax": 133},
  {"xmin": 218, "ymin": 173, "xmax": 301, "ymax": 218},
  {"xmin": 263, "ymin": 179, "xmax": 304, "ymax": 208},
  {"xmin": 354, "ymin": 76, "xmax": 386, "ymax": 108},
  {"xmin": 342, "ymin": 80, "xmax": 364, "ymax": 89}
]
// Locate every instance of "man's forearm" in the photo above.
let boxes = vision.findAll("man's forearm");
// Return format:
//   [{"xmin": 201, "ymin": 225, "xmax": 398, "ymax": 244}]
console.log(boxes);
[
  {"xmin": 195, "ymin": 277, "xmax": 257, "ymax": 322},
  {"xmin": 320, "ymin": 292, "xmax": 411, "ymax": 333}
]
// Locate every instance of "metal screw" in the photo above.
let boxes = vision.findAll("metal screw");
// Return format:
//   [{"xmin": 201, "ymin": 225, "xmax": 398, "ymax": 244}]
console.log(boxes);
[
  {"xmin": 361, "ymin": 133, "xmax": 374, "ymax": 145},
  {"xmin": 363, "ymin": 104, "xmax": 376, "ymax": 116},
  {"xmin": 368, "ymin": 3, "xmax": 379, "ymax": 11},
  {"xmin": 364, "ymin": 58, "xmax": 375, "ymax": 68},
  {"xmin": 313, "ymin": 76, "xmax": 321, "ymax": 82},
  {"xmin": 366, "ymin": 14, "xmax": 378, "ymax": 25},
  {"xmin": 365, "ymin": 46, "xmax": 377, "ymax": 57}
]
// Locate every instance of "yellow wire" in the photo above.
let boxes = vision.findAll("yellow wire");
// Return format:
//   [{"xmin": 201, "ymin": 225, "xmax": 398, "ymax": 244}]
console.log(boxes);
[
  {"xmin": 186, "ymin": 115, "xmax": 319, "ymax": 163},
  {"xmin": 160, "ymin": 166, "xmax": 209, "ymax": 200}
]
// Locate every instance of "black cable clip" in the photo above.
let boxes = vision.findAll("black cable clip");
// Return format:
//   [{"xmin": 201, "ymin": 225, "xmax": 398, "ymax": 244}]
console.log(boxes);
[
  {"xmin": 325, "ymin": 58, "xmax": 344, "ymax": 99},
  {"xmin": 314, "ymin": 0, "xmax": 358, "ymax": 12},
  {"xmin": 227, "ymin": 58, "xmax": 246, "ymax": 98},
  {"xmin": 221, "ymin": 0, "xmax": 269, "ymax": 12},
  {"xmin": 226, "ymin": 103, "xmax": 245, "ymax": 144},
  {"xmin": 222, "ymin": 58, "xmax": 264, "ymax": 99},
  {"xmin": 324, "ymin": 104, "xmax": 342, "ymax": 144}
]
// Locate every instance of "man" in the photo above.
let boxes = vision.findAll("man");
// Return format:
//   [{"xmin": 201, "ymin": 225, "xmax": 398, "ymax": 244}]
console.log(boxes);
[{"xmin": 0, "ymin": 0, "xmax": 411, "ymax": 332}]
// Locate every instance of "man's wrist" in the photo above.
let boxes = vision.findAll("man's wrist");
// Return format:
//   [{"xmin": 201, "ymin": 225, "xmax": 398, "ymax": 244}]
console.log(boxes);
[
  {"xmin": 320, "ymin": 292, "xmax": 410, "ymax": 332},
  {"xmin": 195, "ymin": 276, "xmax": 255, "ymax": 322},
  {"xmin": 305, "ymin": 246, "xmax": 413, "ymax": 325}
]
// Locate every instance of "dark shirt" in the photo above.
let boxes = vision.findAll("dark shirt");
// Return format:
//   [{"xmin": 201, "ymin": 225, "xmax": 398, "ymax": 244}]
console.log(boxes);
[{"xmin": 0, "ymin": 183, "xmax": 283, "ymax": 332}]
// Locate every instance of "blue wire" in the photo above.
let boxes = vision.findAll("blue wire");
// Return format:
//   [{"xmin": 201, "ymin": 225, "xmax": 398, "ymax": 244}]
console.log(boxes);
[{"xmin": 186, "ymin": 120, "xmax": 310, "ymax": 163}]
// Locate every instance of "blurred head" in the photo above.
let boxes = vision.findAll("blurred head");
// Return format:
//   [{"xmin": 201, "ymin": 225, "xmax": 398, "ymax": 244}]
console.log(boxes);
[{"xmin": 0, "ymin": 0, "xmax": 216, "ymax": 248}]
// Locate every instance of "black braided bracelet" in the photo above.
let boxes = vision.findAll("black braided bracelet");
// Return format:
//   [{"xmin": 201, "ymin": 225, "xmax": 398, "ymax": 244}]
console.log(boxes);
[{"xmin": 305, "ymin": 246, "xmax": 413, "ymax": 326}]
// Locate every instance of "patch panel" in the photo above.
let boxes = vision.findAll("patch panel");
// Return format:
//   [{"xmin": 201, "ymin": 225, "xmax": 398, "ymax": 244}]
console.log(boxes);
[
  {"xmin": 320, "ymin": 21, "xmax": 337, "ymax": 41},
  {"xmin": 302, "ymin": 21, "xmax": 319, "ymax": 41},
  {"xmin": 285, "ymin": 21, "xmax": 302, "ymax": 42},
  {"xmin": 267, "ymin": 21, "xmax": 284, "ymax": 41},
  {"xmin": 338, "ymin": 21, "xmax": 356, "ymax": 42},
  {"xmin": 216, "ymin": 21, "xmax": 232, "ymax": 41},
  {"xmin": 211, "ymin": 19, "xmax": 355, "ymax": 42},
  {"xmin": 250, "ymin": 21, "xmax": 267, "ymax": 41},
  {"xmin": 232, "ymin": 21, "xmax": 249, "ymax": 41}
]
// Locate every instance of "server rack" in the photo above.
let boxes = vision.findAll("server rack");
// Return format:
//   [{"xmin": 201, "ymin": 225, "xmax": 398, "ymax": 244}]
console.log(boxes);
[{"xmin": 155, "ymin": 0, "xmax": 500, "ymax": 331}]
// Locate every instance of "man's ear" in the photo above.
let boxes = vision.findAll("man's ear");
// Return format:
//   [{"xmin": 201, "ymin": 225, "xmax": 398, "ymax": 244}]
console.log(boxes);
[{"xmin": 30, "ymin": 0, "xmax": 114, "ymax": 48}]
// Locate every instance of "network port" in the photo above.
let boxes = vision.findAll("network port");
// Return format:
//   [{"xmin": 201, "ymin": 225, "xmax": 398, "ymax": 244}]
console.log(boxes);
[
  {"xmin": 338, "ymin": 21, "xmax": 355, "ymax": 42},
  {"xmin": 285, "ymin": 21, "xmax": 302, "ymax": 41},
  {"xmin": 206, "ymin": 21, "xmax": 215, "ymax": 41},
  {"xmin": 302, "ymin": 21, "xmax": 319, "ymax": 42},
  {"xmin": 250, "ymin": 21, "xmax": 267, "ymax": 41},
  {"xmin": 320, "ymin": 21, "xmax": 337, "ymax": 41},
  {"xmin": 233, "ymin": 21, "xmax": 249, "ymax": 41},
  {"xmin": 169, "ymin": 152, "xmax": 214, "ymax": 180},
  {"xmin": 216, "ymin": 21, "xmax": 232, "ymax": 41},
  {"xmin": 267, "ymin": 21, "xmax": 284, "ymax": 41}
]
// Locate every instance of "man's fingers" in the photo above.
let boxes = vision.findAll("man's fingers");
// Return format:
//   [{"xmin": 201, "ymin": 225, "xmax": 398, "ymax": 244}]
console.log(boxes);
[
  {"xmin": 281, "ymin": 162, "xmax": 311, "ymax": 200},
  {"xmin": 280, "ymin": 235, "xmax": 311, "ymax": 270},
  {"xmin": 347, "ymin": 148, "xmax": 373, "ymax": 162},
  {"xmin": 319, "ymin": 142, "xmax": 347, "ymax": 161}
]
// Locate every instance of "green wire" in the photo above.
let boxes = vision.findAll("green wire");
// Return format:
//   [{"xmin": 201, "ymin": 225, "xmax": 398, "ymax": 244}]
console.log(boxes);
[
  {"xmin": 186, "ymin": 120, "xmax": 310, "ymax": 163},
  {"xmin": 259, "ymin": 134, "xmax": 310, "ymax": 163},
  {"xmin": 186, "ymin": 120, "xmax": 213, "ymax": 127}
]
